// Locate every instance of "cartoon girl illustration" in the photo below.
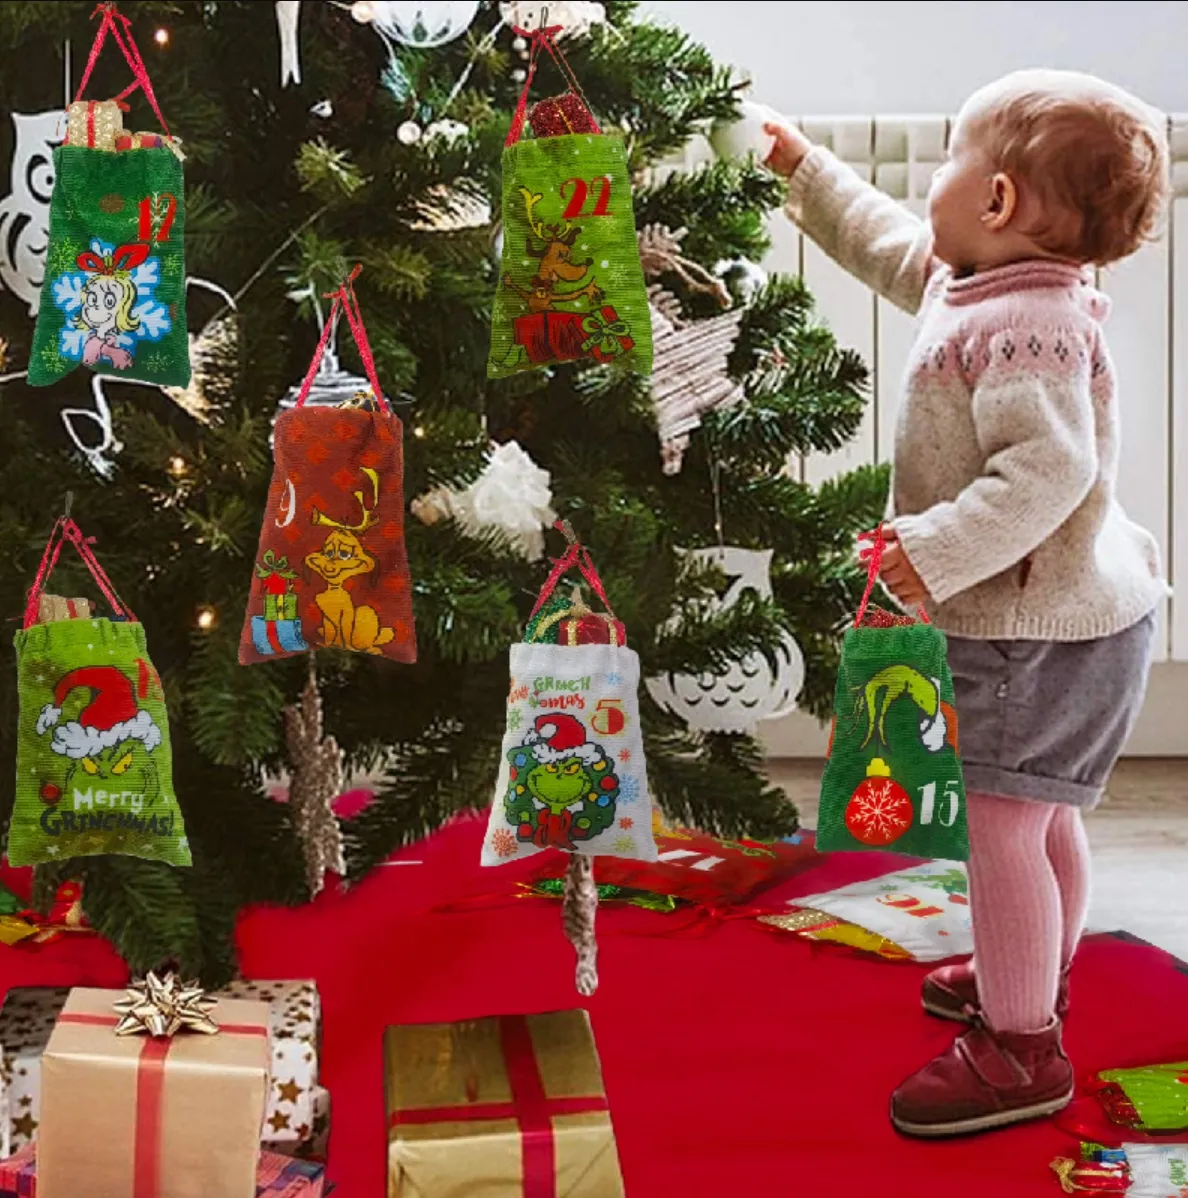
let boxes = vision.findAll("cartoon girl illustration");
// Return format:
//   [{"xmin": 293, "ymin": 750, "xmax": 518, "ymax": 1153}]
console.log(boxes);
[
  {"xmin": 73, "ymin": 243, "xmax": 146, "ymax": 368},
  {"xmin": 51, "ymin": 239, "xmax": 172, "ymax": 371}
]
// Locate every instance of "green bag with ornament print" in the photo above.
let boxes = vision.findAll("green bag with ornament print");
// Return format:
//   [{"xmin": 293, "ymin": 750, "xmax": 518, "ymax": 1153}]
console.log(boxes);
[
  {"xmin": 488, "ymin": 24, "xmax": 652, "ymax": 378},
  {"xmin": 9, "ymin": 517, "xmax": 189, "ymax": 868},
  {"xmin": 27, "ymin": 5, "xmax": 189, "ymax": 389},
  {"xmin": 817, "ymin": 528, "xmax": 968, "ymax": 861}
]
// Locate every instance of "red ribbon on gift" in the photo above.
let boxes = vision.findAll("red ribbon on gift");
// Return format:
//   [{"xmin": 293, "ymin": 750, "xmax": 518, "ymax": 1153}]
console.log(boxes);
[
  {"xmin": 58, "ymin": 1012, "xmax": 268, "ymax": 1198},
  {"xmin": 388, "ymin": 1014, "xmax": 608, "ymax": 1198}
]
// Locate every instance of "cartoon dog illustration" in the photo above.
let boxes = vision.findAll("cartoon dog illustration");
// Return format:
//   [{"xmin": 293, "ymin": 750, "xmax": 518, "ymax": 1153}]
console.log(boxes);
[{"xmin": 305, "ymin": 466, "xmax": 396, "ymax": 655}]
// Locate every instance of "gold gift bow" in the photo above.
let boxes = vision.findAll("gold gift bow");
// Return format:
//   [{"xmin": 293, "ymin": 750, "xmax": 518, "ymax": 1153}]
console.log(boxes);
[{"xmin": 112, "ymin": 971, "xmax": 220, "ymax": 1037}]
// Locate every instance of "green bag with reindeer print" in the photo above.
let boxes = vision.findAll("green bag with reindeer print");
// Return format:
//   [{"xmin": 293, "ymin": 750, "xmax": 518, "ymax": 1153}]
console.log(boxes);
[
  {"xmin": 488, "ymin": 25, "xmax": 652, "ymax": 377},
  {"xmin": 817, "ymin": 529, "xmax": 968, "ymax": 861}
]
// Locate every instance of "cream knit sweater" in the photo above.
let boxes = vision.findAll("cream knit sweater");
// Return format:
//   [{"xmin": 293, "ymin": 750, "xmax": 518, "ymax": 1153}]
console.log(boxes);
[{"xmin": 785, "ymin": 146, "xmax": 1167, "ymax": 641}]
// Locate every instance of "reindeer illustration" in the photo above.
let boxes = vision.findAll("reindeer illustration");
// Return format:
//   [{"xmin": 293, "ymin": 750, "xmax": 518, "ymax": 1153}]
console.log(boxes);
[
  {"xmin": 502, "ymin": 187, "xmax": 603, "ymax": 313},
  {"xmin": 305, "ymin": 467, "xmax": 396, "ymax": 655}
]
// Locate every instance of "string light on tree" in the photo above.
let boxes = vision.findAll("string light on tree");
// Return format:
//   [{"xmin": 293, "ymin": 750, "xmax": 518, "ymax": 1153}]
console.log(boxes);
[
  {"xmin": 167, "ymin": 455, "xmax": 187, "ymax": 478},
  {"xmin": 153, "ymin": 28, "xmax": 170, "ymax": 47},
  {"xmin": 195, "ymin": 605, "xmax": 218, "ymax": 632}
]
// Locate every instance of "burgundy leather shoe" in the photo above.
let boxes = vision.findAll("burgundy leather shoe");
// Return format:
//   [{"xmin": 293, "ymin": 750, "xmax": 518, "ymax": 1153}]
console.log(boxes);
[
  {"xmin": 890, "ymin": 1016, "xmax": 1075, "ymax": 1137},
  {"xmin": 922, "ymin": 964, "xmax": 1070, "ymax": 1023}
]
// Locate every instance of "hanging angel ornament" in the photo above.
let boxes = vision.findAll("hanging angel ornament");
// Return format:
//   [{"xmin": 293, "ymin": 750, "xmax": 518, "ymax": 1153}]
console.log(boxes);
[{"xmin": 647, "ymin": 547, "xmax": 805, "ymax": 735}]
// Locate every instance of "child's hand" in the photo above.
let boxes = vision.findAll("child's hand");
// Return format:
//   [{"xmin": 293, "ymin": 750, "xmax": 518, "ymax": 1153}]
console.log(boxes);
[
  {"xmin": 764, "ymin": 122, "xmax": 812, "ymax": 178},
  {"xmin": 880, "ymin": 528, "xmax": 931, "ymax": 608}
]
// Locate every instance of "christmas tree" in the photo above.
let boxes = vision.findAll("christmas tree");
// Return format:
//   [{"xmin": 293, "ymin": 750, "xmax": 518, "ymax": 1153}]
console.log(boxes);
[{"xmin": 0, "ymin": 0, "xmax": 886, "ymax": 983}]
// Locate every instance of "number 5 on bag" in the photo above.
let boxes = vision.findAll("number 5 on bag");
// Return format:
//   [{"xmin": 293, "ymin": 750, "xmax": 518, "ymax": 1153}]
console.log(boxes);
[{"xmin": 816, "ymin": 527, "xmax": 969, "ymax": 861}]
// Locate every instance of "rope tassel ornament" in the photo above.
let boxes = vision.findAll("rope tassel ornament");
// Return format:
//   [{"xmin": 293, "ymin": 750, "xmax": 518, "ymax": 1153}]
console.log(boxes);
[{"xmin": 563, "ymin": 853, "xmax": 599, "ymax": 996}]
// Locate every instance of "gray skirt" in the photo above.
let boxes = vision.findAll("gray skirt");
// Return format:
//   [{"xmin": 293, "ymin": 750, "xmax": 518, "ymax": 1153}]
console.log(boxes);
[{"xmin": 946, "ymin": 610, "xmax": 1156, "ymax": 809}]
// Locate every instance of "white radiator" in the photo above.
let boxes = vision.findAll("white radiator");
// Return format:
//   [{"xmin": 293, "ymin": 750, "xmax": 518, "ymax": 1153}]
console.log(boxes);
[{"xmin": 680, "ymin": 115, "xmax": 1188, "ymax": 663}]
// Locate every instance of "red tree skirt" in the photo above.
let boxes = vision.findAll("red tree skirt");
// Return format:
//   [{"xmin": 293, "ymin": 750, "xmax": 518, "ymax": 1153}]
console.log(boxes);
[{"xmin": 4, "ymin": 816, "xmax": 1187, "ymax": 1198}]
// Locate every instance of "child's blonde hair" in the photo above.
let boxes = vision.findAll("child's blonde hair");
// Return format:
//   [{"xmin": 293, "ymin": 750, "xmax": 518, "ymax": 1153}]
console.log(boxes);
[
  {"xmin": 964, "ymin": 69, "xmax": 1169, "ymax": 266},
  {"xmin": 77, "ymin": 274, "xmax": 140, "ymax": 334}
]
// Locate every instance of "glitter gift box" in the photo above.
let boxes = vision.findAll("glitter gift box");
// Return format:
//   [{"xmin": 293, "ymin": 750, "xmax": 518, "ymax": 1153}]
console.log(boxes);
[
  {"xmin": 63, "ymin": 100, "xmax": 125, "ymax": 151},
  {"xmin": 218, "ymin": 980, "xmax": 322, "ymax": 1146}
]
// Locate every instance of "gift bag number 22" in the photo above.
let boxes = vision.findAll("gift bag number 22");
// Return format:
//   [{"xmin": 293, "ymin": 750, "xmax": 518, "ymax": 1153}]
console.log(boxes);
[{"xmin": 488, "ymin": 24, "xmax": 652, "ymax": 377}]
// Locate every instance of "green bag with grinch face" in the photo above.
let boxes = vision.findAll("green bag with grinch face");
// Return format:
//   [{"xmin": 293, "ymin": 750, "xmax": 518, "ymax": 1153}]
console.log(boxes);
[
  {"xmin": 27, "ymin": 5, "xmax": 189, "ymax": 389},
  {"xmin": 8, "ymin": 518, "xmax": 189, "ymax": 868},
  {"xmin": 817, "ymin": 530, "xmax": 968, "ymax": 861},
  {"xmin": 488, "ymin": 25, "xmax": 651, "ymax": 377}
]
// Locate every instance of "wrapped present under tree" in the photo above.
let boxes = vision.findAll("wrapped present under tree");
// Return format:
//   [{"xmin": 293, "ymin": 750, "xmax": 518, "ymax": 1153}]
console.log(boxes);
[{"xmin": 385, "ymin": 1010, "xmax": 623, "ymax": 1198}]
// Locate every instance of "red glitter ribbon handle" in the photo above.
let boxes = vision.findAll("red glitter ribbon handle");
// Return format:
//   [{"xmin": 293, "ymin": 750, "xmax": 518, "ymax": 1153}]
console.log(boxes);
[
  {"xmin": 528, "ymin": 521, "xmax": 619, "ymax": 624},
  {"xmin": 855, "ymin": 524, "xmax": 930, "ymax": 628},
  {"xmin": 505, "ymin": 22, "xmax": 601, "ymax": 147},
  {"xmin": 293, "ymin": 265, "xmax": 392, "ymax": 415},
  {"xmin": 23, "ymin": 517, "xmax": 137, "ymax": 629},
  {"xmin": 76, "ymin": 3, "xmax": 171, "ymax": 136}
]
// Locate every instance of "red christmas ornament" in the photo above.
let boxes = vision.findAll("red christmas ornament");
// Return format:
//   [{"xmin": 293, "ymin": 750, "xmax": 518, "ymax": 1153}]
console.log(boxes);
[
  {"xmin": 39, "ymin": 783, "xmax": 61, "ymax": 805},
  {"xmin": 845, "ymin": 759, "xmax": 913, "ymax": 846}
]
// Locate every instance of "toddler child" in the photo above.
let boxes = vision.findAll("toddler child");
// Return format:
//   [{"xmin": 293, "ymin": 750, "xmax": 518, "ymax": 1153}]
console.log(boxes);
[{"xmin": 765, "ymin": 70, "xmax": 1169, "ymax": 1137}]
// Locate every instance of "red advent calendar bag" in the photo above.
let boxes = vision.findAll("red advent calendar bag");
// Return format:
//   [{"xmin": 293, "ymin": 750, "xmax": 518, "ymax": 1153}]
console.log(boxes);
[{"xmin": 239, "ymin": 271, "xmax": 416, "ymax": 664}]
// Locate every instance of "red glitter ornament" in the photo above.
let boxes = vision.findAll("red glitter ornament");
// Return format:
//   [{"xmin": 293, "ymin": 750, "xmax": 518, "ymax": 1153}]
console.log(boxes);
[
  {"xmin": 528, "ymin": 93, "xmax": 599, "ymax": 139},
  {"xmin": 845, "ymin": 759, "xmax": 913, "ymax": 846}
]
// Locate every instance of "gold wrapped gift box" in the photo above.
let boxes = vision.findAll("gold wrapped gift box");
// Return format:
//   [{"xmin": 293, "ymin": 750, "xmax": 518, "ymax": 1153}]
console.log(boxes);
[
  {"xmin": 385, "ymin": 1010, "xmax": 623, "ymax": 1198},
  {"xmin": 38, "ymin": 986, "xmax": 271, "ymax": 1198},
  {"xmin": 64, "ymin": 100, "xmax": 125, "ymax": 151}
]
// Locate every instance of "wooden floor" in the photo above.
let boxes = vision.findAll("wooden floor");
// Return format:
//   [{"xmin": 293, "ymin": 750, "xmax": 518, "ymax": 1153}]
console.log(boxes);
[{"xmin": 767, "ymin": 758, "xmax": 1188, "ymax": 961}]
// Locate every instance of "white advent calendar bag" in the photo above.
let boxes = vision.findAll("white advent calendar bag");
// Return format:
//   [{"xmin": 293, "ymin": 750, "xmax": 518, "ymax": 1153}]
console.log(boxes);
[
  {"xmin": 788, "ymin": 859, "xmax": 972, "ymax": 962},
  {"xmin": 481, "ymin": 530, "xmax": 656, "ymax": 867}
]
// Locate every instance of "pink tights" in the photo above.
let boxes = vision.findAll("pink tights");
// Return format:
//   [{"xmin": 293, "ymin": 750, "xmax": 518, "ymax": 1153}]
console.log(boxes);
[{"xmin": 943, "ymin": 791, "xmax": 1092, "ymax": 1033}]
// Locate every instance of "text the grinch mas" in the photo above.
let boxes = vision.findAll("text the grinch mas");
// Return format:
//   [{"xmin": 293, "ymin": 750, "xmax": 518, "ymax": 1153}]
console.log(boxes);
[
  {"xmin": 27, "ymin": 3, "xmax": 189, "ymax": 389},
  {"xmin": 817, "ymin": 527, "xmax": 968, "ymax": 861},
  {"xmin": 10, "ymin": 516, "xmax": 188, "ymax": 867},
  {"xmin": 489, "ymin": 22, "xmax": 652, "ymax": 377},
  {"xmin": 239, "ymin": 270, "xmax": 416, "ymax": 665}
]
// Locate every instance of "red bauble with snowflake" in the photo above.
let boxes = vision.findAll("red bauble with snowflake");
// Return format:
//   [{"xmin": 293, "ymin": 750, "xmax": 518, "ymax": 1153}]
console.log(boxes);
[{"xmin": 845, "ymin": 759, "xmax": 913, "ymax": 846}]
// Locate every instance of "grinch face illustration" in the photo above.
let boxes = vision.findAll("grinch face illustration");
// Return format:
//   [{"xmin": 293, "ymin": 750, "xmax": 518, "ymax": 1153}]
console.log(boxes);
[
  {"xmin": 505, "ymin": 713, "xmax": 619, "ymax": 850},
  {"xmin": 36, "ymin": 664, "xmax": 163, "ymax": 814}
]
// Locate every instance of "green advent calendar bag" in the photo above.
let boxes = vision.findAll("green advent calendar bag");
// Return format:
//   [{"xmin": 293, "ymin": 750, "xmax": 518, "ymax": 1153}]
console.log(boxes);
[
  {"xmin": 239, "ymin": 271, "xmax": 416, "ymax": 665},
  {"xmin": 488, "ymin": 23, "xmax": 652, "ymax": 377},
  {"xmin": 482, "ymin": 526, "xmax": 657, "ymax": 866},
  {"xmin": 10, "ymin": 516, "xmax": 189, "ymax": 867},
  {"xmin": 28, "ymin": 4, "xmax": 189, "ymax": 389},
  {"xmin": 817, "ymin": 527, "xmax": 968, "ymax": 861}
]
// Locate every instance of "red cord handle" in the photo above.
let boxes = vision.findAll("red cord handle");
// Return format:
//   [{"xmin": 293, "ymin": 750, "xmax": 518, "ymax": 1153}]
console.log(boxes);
[
  {"xmin": 505, "ymin": 22, "xmax": 601, "ymax": 147},
  {"xmin": 76, "ymin": 3, "xmax": 171, "ymax": 136},
  {"xmin": 23, "ymin": 517, "xmax": 137, "ymax": 630},
  {"xmin": 529, "ymin": 521, "xmax": 619, "ymax": 622},
  {"xmin": 292, "ymin": 265, "xmax": 391, "ymax": 415},
  {"xmin": 855, "ymin": 524, "xmax": 930, "ymax": 628}
]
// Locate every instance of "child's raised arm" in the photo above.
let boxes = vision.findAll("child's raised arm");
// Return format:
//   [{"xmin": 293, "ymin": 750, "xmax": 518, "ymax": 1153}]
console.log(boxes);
[{"xmin": 765, "ymin": 123, "xmax": 933, "ymax": 315}]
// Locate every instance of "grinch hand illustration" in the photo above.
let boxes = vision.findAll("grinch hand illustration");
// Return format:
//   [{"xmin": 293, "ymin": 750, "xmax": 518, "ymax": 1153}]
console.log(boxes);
[
  {"xmin": 504, "ymin": 713, "xmax": 621, "ymax": 850},
  {"xmin": 51, "ymin": 240, "xmax": 171, "ymax": 370},
  {"xmin": 35, "ymin": 665, "xmax": 163, "ymax": 811}
]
